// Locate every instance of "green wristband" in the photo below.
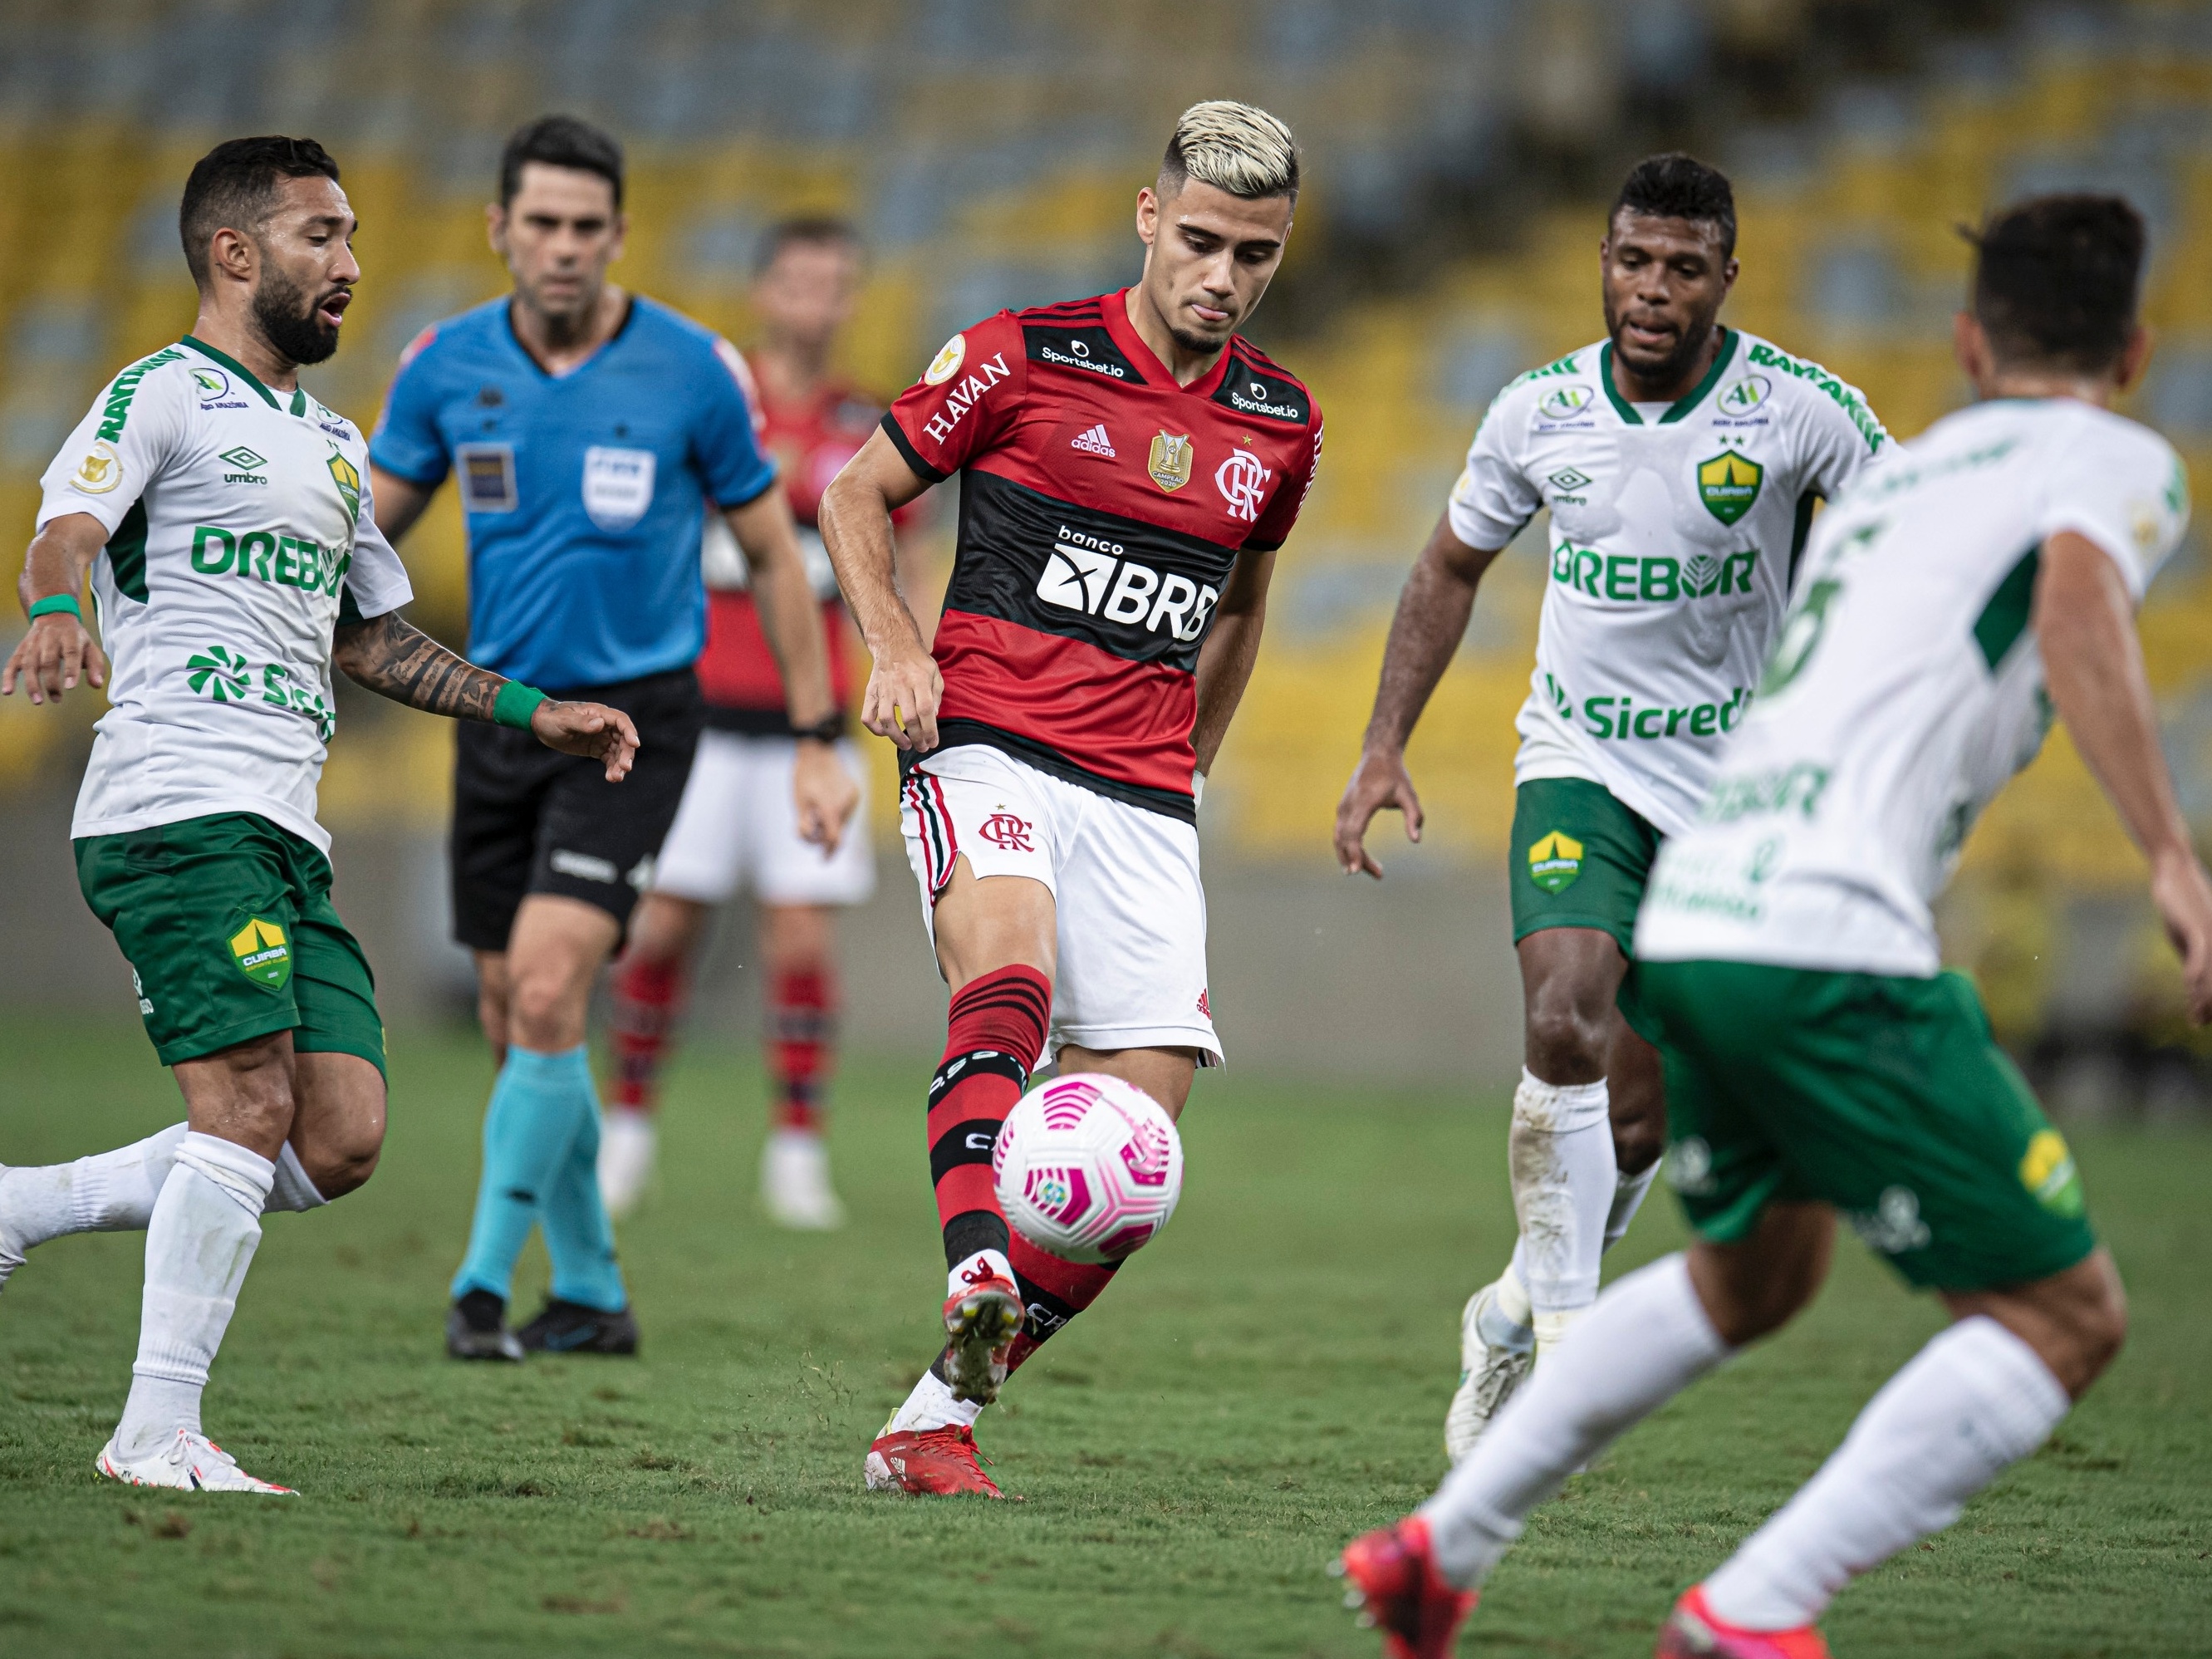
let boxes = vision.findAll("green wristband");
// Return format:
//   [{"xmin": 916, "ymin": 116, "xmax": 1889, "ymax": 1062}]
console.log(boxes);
[
  {"xmin": 493, "ymin": 680, "xmax": 548, "ymax": 730},
  {"xmin": 27, "ymin": 593, "xmax": 82, "ymax": 622}
]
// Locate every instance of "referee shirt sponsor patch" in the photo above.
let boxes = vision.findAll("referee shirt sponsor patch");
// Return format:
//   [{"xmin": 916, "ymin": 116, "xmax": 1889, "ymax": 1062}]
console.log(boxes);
[{"xmin": 458, "ymin": 443, "xmax": 517, "ymax": 512}]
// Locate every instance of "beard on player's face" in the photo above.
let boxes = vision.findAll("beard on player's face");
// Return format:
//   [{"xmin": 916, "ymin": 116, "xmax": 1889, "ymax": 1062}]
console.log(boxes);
[
  {"xmin": 252, "ymin": 260, "xmax": 344, "ymax": 367},
  {"xmin": 1604, "ymin": 292, "xmax": 1719, "ymax": 386}
]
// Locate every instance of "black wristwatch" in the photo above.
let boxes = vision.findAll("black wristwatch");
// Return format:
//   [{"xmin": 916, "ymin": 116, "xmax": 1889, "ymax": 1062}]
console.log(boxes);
[{"xmin": 794, "ymin": 713, "xmax": 844, "ymax": 744}]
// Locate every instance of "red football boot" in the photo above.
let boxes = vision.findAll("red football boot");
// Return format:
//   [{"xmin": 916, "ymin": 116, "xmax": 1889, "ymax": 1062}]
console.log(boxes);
[
  {"xmin": 941, "ymin": 1270, "xmax": 1024, "ymax": 1405},
  {"xmin": 1655, "ymin": 1585, "xmax": 1832, "ymax": 1659},
  {"xmin": 1337, "ymin": 1515, "xmax": 1476, "ymax": 1659},
  {"xmin": 863, "ymin": 1426, "xmax": 1008, "ymax": 1498}
]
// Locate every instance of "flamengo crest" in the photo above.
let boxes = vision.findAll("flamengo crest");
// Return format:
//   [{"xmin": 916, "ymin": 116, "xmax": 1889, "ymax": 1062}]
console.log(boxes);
[{"xmin": 1214, "ymin": 449, "xmax": 1271, "ymax": 523}]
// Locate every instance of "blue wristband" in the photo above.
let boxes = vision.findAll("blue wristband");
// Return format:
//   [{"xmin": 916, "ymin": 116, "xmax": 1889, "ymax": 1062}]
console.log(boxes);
[
  {"xmin": 27, "ymin": 593, "xmax": 81, "ymax": 622},
  {"xmin": 493, "ymin": 680, "xmax": 548, "ymax": 730}
]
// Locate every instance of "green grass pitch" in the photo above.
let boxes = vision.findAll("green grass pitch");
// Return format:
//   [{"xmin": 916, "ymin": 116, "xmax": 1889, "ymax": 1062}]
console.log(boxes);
[{"xmin": 0, "ymin": 1015, "xmax": 2206, "ymax": 1657}]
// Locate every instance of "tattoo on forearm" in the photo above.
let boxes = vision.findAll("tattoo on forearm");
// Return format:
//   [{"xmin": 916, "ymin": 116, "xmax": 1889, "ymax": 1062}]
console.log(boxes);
[{"xmin": 333, "ymin": 612, "xmax": 503, "ymax": 721}]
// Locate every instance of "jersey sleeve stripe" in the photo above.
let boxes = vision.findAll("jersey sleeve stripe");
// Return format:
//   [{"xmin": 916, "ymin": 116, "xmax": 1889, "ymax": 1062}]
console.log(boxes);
[{"xmin": 880, "ymin": 410, "xmax": 948, "ymax": 484}]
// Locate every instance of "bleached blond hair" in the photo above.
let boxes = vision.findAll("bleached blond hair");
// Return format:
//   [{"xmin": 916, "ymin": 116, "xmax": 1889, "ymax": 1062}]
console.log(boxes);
[{"xmin": 1160, "ymin": 101, "xmax": 1300, "ymax": 204}]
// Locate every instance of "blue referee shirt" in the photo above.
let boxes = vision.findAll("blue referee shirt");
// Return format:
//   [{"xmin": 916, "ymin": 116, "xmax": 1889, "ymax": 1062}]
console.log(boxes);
[{"xmin": 370, "ymin": 296, "xmax": 777, "ymax": 690}]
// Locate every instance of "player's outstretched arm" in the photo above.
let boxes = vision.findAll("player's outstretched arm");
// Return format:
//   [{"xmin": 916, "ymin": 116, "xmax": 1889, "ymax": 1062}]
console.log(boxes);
[
  {"xmin": 1192, "ymin": 548, "xmax": 1278, "ymax": 780},
  {"xmin": 1333, "ymin": 514, "xmax": 1504, "ymax": 878},
  {"xmin": 331, "ymin": 610, "xmax": 640, "ymax": 783},
  {"xmin": 821, "ymin": 428, "xmax": 939, "ymax": 752},
  {"xmin": 723, "ymin": 484, "xmax": 860, "ymax": 852},
  {"xmin": 3, "ymin": 513, "xmax": 111, "ymax": 704},
  {"xmin": 2037, "ymin": 530, "xmax": 2212, "ymax": 1022}
]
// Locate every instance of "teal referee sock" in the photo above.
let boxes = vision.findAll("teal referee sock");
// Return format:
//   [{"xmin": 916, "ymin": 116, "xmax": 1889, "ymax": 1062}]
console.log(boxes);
[
  {"xmin": 451, "ymin": 1045, "xmax": 604, "ymax": 1303},
  {"xmin": 538, "ymin": 1064, "xmax": 627, "ymax": 1313}
]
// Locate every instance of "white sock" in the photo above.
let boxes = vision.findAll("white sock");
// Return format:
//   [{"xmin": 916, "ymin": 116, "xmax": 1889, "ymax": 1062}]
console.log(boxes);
[
  {"xmin": 266, "ymin": 1141, "xmax": 326, "ymax": 1212},
  {"xmin": 884, "ymin": 1368, "xmax": 984, "ymax": 1435},
  {"xmin": 0, "ymin": 1123, "xmax": 189, "ymax": 1258},
  {"xmin": 1603, "ymin": 1160, "xmax": 1660, "ymax": 1253},
  {"xmin": 113, "ymin": 1133, "xmax": 274, "ymax": 1460},
  {"xmin": 1495, "ymin": 1246, "xmax": 1533, "ymax": 1330},
  {"xmin": 946, "ymin": 1247, "xmax": 1014, "ymax": 1301},
  {"xmin": 1704, "ymin": 1315, "xmax": 2070, "ymax": 1630},
  {"xmin": 1420, "ymin": 1253, "xmax": 1731, "ymax": 1588},
  {"xmin": 1507, "ymin": 1068, "xmax": 1615, "ymax": 1357}
]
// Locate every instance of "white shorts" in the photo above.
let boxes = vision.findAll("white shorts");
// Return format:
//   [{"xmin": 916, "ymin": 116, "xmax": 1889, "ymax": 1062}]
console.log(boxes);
[
  {"xmin": 900, "ymin": 744, "xmax": 1219, "ymax": 1065},
  {"xmin": 652, "ymin": 730, "xmax": 875, "ymax": 908}
]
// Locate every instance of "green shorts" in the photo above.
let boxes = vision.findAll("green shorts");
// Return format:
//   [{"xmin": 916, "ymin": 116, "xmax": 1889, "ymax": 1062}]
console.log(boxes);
[
  {"xmin": 1508, "ymin": 777, "xmax": 1662, "ymax": 958},
  {"xmin": 1632, "ymin": 959, "xmax": 2096, "ymax": 1291},
  {"xmin": 76, "ymin": 812, "xmax": 386, "ymax": 1074}
]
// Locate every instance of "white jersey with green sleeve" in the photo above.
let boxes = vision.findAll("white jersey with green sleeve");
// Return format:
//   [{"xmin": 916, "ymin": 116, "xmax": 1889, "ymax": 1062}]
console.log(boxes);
[
  {"xmin": 36, "ymin": 336, "xmax": 414, "ymax": 855},
  {"xmin": 1447, "ymin": 328, "xmax": 1890, "ymax": 836},
  {"xmin": 1636, "ymin": 397, "xmax": 2190, "ymax": 976}
]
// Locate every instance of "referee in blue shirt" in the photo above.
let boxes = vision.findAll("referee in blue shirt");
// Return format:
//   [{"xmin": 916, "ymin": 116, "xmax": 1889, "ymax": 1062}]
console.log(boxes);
[{"xmin": 370, "ymin": 115, "xmax": 857, "ymax": 1360}]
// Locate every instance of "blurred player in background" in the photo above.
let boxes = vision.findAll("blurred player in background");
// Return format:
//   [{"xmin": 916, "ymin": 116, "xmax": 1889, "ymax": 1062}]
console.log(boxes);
[
  {"xmin": 368, "ymin": 116, "xmax": 856, "ymax": 1362},
  {"xmin": 600, "ymin": 218, "xmax": 931, "ymax": 1229},
  {"xmin": 1335, "ymin": 155, "xmax": 1887, "ymax": 1461},
  {"xmin": 823, "ymin": 101, "xmax": 1324, "ymax": 1497},
  {"xmin": 1342, "ymin": 191, "xmax": 2204, "ymax": 1659},
  {"xmin": 0, "ymin": 136, "xmax": 635, "ymax": 1491}
]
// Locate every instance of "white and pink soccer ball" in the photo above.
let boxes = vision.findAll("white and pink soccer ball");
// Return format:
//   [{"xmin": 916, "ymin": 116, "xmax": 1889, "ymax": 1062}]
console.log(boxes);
[{"xmin": 992, "ymin": 1072, "xmax": 1184, "ymax": 1264}]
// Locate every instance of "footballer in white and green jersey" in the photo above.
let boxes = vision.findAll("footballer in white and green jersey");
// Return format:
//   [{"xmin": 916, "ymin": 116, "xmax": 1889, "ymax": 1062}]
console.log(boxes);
[
  {"xmin": 1448, "ymin": 326, "xmax": 1888, "ymax": 840},
  {"xmin": 38, "ymin": 334, "xmax": 414, "ymax": 855},
  {"xmin": 1639, "ymin": 395, "xmax": 2187, "ymax": 977},
  {"xmin": 3, "ymin": 136, "xmax": 640, "ymax": 1500}
]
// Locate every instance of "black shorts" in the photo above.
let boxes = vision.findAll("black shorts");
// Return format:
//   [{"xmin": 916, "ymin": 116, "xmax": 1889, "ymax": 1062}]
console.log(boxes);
[{"xmin": 449, "ymin": 667, "xmax": 704, "ymax": 952}]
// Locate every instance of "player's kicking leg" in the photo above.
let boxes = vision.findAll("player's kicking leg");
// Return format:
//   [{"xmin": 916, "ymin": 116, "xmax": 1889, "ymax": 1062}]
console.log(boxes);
[{"xmin": 865, "ymin": 855, "xmax": 1052, "ymax": 1497}]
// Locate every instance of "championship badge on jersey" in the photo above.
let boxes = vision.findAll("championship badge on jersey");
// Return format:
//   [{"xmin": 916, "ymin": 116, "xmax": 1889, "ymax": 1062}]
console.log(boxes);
[{"xmin": 1148, "ymin": 430, "xmax": 1194, "ymax": 493}]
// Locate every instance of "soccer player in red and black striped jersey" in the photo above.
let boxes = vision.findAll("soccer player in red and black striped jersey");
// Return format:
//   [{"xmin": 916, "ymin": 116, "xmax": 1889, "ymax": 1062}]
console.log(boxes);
[{"xmin": 821, "ymin": 102, "xmax": 1323, "ymax": 1496}]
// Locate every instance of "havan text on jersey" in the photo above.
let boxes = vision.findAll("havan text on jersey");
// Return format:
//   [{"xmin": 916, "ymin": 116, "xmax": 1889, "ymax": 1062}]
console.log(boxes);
[{"xmin": 884, "ymin": 292, "xmax": 1322, "ymax": 816}]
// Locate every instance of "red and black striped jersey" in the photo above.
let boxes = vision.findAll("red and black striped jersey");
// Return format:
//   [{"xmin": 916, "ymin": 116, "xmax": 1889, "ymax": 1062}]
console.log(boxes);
[{"xmin": 882, "ymin": 289, "xmax": 1322, "ymax": 820}]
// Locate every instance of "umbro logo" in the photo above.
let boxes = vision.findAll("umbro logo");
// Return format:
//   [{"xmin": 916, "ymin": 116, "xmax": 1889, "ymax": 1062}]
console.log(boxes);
[
  {"xmin": 219, "ymin": 446, "xmax": 267, "ymax": 469},
  {"xmin": 1547, "ymin": 467, "xmax": 1592, "ymax": 492},
  {"xmin": 1070, "ymin": 424, "xmax": 1116, "ymax": 459}
]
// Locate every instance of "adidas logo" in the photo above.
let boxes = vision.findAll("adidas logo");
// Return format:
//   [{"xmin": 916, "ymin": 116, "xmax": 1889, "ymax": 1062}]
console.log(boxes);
[{"xmin": 1070, "ymin": 424, "xmax": 1116, "ymax": 459}]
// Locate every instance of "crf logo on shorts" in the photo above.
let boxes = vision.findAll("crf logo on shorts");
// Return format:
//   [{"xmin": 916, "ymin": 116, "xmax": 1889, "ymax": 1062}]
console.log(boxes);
[
  {"xmin": 1214, "ymin": 449, "xmax": 1272, "ymax": 523},
  {"xmin": 978, "ymin": 812, "xmax": 1035, "ymax": 852}
]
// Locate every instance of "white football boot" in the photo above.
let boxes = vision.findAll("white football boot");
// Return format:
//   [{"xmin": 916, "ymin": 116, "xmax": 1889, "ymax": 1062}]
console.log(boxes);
[
  {"xmin": 596, "ymin": 1108, "xmax": 656, "ymax": 1220},
  {"xmin": 96, "ymin": 1429, "xmax": 296, "ymax": 1494},
  {"xmin": 761, "ymin": 1128, "xmax": 845, "ymax": 1230},
  {"xmin": 1444, "ymin": 1279, "xmax": 1535, "ymax": 1464}
]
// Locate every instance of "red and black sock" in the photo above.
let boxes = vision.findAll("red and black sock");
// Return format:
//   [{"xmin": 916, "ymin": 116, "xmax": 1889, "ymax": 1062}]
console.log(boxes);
[
  {"xmin": 926, "ymin": 964, "xmax": 1052, "ymax": 1269},
  {"xmin": 767, "ymin": 965, "xmax": 836, "ymax": 1132},
  {"xmin": 609, "ymin": 952, "xmax": 687, "ymax": 1112},
  {"xmin": 1003, "ymin": 1234, "xmax": 1121, "ymax": 1375}
]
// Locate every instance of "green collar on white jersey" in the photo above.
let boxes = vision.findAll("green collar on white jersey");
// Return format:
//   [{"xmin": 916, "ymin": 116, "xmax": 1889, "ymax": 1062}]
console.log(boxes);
[
  {"xmin": 183, "ymin": 335, "xmax": 310, "ymax": 419},
  {"xmin": 1598, "ymin": 327, "xmax": 1737, "ymax": 426}
]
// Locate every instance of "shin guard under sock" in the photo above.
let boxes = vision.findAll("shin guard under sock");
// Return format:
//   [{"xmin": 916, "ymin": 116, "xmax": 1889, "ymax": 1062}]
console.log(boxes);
[
  {"xmin": 768, "ymin": 966, "xmax": 836, "ymax": 1133},
  {"xmin": 926, "ymin": 965, "xmax": 1052, "ymax": 1271},
  {"xmin": 609, "ymin": 952, "xmax": 687, "ymax": 1112},
  {"xmin": 1003, "ymin": 1232, "xmax": 1120, "ymax": 1375}
]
